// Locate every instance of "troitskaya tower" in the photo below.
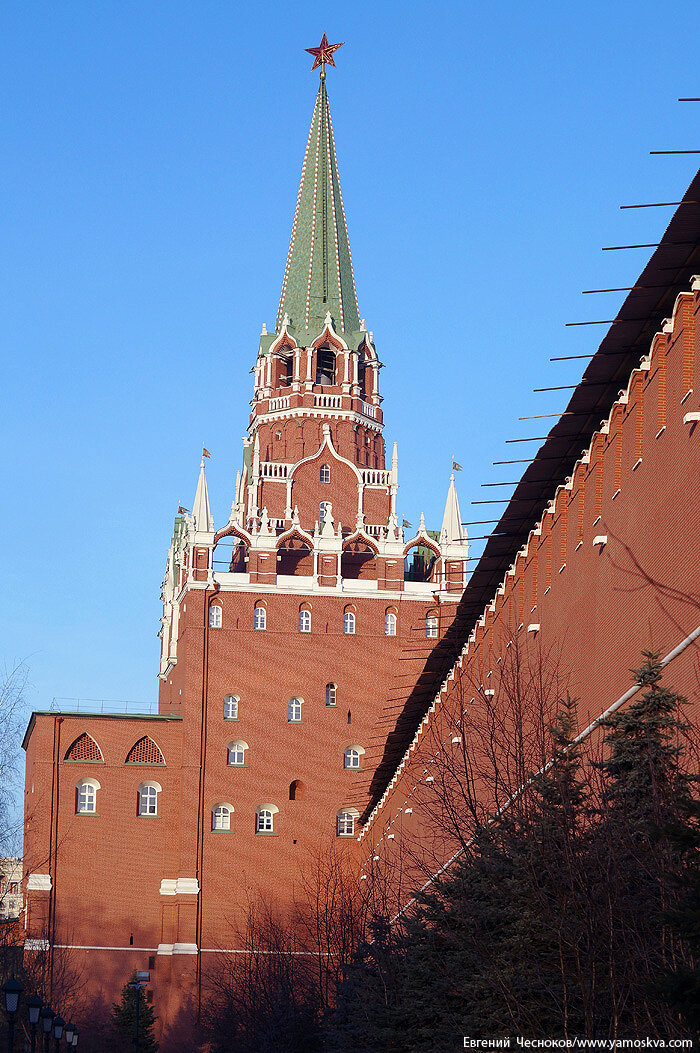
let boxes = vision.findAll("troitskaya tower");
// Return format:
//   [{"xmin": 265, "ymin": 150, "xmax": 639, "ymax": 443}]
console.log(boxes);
[
  {"xmin": 160, "ymin": 38, "xmax": 469, "ymax": 633},
  {"xmin": 17, "ymin": 39, "xmax": 469, "ymax": 1052}
]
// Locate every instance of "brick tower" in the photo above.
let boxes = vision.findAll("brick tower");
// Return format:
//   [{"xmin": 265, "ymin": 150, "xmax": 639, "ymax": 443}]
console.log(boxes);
[{"xmin": 22, "ymin": 44, "xmax": 470, "ymax": 1048}]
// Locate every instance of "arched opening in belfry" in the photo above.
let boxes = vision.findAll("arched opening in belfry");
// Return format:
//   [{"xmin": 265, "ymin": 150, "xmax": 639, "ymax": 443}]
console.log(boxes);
[
  {"xmin": 341, "ymin": 540, "xmax": 377, "ymax": 580},
  {"xmin": 404, "ymin": 542, "xmax": 439, "ymax": 583},
  {"xmin": 277, "ymin": 537, "xmax": 313, "ymax": 577},
  {"xmin": 282, "ymin": 352, "xmax": 294, "ymax": 386},
  {"xmin": 316, "ymin": 348, "xmax": 336, "ymax": 386},
  {"xmin": 213, "ymin": 535, "xmax": 248, "ymax": 574},
  {"xmin": 358, "ymin": 356, "xmax": 366, "ymax": 400}
]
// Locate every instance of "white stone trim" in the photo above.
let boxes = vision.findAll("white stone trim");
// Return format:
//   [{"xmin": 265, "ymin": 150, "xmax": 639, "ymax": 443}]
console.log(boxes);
[
  {"xmin": 24, "ymin": 938, "xmax": 50, "ymax": 951},
  {"xmin": 175, "ymin": 878, "xmax": 200, "ymax": 895},
  {"xmin": 173, "ymin": 942, "xmax": 198, "ymax": 954},
  {"xmin": 27, "ymin": 874, "xmax": 52, "ymax": 891},
  {"xmin": 160, "ymin": 877, "xmax": 199, "ymax": 896}
]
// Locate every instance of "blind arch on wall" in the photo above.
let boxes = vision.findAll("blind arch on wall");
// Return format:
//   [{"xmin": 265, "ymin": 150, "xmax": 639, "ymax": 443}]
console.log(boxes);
[
  {"xmin": 64, "ymin": 733, "xmax": 104, "ymax": 763},
  {"xmin": 125, "ymin": 736, "xmax": 165, "ymax": 766}
]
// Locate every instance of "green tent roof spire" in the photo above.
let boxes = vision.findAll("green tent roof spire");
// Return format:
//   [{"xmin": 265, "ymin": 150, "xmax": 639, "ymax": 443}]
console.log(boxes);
[{"xmin": 276, "ymin": 72, "xmax": 360, "ymax": 337}]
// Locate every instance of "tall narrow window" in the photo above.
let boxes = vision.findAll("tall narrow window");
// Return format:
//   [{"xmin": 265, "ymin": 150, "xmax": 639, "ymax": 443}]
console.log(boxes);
[
  {"xmin": 326, "ymin": 683, "xmax": 337, "ymax": 707},
  {"xmin": 224, "ymin": 695, "xmax": 239, "ymax": 720},
  {"xmin": 212, "ymin": 805, "xmax": 233, "ymax": 831},
  {"xmin": 343, "ymin": 611, "xmax": 356, "ymax": 635},
  {"xmin": 227, "ymin": 741, "xmax": 247, "ymax": 765},
  {"xmin": 320, "ymin": 464, "xmax": 331, "ymax": 484},
  {"xmin": 337, "ymin": 810, "xmax": 358, "ymax": 836},
  {"xmin": 344, "ymin": 747, "xmax": 364, "ymax": 770},
  {"xmin": 426, "ymin": 613, "xmax": 438, "ymax": 638},
  {"xmin": 76, "ymin": 780, "xmax": 99, "ymax": 815},
  {"xmin": 254, "ymin": 604, "xmax": 267, "ymax": 630},
  {"xmin": 138, "ymin": 783, "xmax": 160, "ymax": 816},
  {"xmin": 319, "ymin": 501, "xmax": 330, "ymax": 525},
  {"xmin": 209, "ymin": 605, "xmax": 222, "ymax": 629},
  {"xmin": 257, "ymin": 810, "xmax": 272, "ymax": 832},
  {"xmin": 299, "ymin": 609, "xmax": 311, "ymax": 633},
  {"xmin": 256, "ymin": 807, "xmax": 277, "ymax": 833},
  {"xmin": 288, "ymin": 698, "xmax": 302, "ymax": 723},
  {"xmin": 384, "ymin": 611, "xmax": 397, "ymax": 637}
]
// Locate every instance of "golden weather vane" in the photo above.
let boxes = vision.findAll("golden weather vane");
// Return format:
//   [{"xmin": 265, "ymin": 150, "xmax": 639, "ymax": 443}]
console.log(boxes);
[{"xmin": 305, "ymin": 33, "xmax": 344, "ymax": 76}]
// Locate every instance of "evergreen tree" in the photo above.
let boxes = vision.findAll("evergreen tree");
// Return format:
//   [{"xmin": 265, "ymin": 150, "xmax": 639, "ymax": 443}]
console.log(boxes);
[
  {"xmin": 110, "ymin": 974, "xmax": 159, "ymax": 1052},
  {"xmin": 590, "ymin": 653, "xmax": 698, "ymax": 1038}
]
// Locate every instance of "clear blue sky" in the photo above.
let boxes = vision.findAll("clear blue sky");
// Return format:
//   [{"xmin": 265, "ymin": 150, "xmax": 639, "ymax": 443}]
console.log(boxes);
[{"xmin": 2, "ymin": 0, "xmax": 697, "ymax": 730}]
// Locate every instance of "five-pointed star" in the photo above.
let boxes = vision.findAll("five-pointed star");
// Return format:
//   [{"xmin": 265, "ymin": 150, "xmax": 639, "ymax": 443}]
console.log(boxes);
[{"xmin": 305, "ymin": 33, "xmax": 344, "ymax": 71}]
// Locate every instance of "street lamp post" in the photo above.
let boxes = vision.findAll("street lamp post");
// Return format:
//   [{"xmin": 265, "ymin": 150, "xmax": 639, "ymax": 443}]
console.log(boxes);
[
  {"xmin": 26, "ymin": 996, "xmax": 42, "ymax": 1053},
  {"xmin": 2, "ymin": 977, "xmax": 23, "ymax": 1053},
  {"xmin": 40, "ymin": 1008, "xmax": 54, "ymax": 1053},
  {"xmin": 52, "ymin": 1016, "xmax": 64, "ymax": 1053}
]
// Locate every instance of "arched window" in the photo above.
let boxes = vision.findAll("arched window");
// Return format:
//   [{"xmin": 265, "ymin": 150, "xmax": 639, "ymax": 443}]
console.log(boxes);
[
  {"xmin": 212, "ymin": 804, "xmax": 234, "ymax": 831},
  {"xmin": 385, "ymin": 611, "xmax": 397, "ymax": 637},
  {"xmin": 209, "ymin": 605, "xmax": 222, "ymax": 629},
  {"xmin": 76, "ymin": 779, "xmax": 100, "ymax": 815},
  {"xmin": 320, "ymin": 464, "xmax": 331, "ymax": 484},
  {"xmin": 289, "ymin": 779, "xmax": 305, "ymax": 801},
  {"xmin": 288, "ymin": 698, "xmax": 303, "ymax": 723},
  {"xmin": 426, "ymin": 611, "xmax": 439, "ymax": 638},
  {"xmin": 254, "ymin": 603, "xmax": 267, "ymax": 630},
  {"xmin": 227, "ymin": 741, "xmax": 248, "ymax": 766},
  {"xmin": 344, "ymin": 746, "xmax": 365, "ymax": 770},
  {"xmin": 299, "ymin": 608, "xmax": 311, "ymax": 633},
  {"xmin": 337, "ymin": 808, "xmax": 359, "ymax": 837},
  {"xmin": 256, "ymin": 804, "xmax": 279, "ymax": 834},
  {"xmin": 343, "ymin": 611, "xmax": 356, "ymax": 635},
  {"xmin": 224, "ymin": 695, "xmax": 239, "ymax": 720},
  {"xmin": 137, "ymin": 782, "xmax": 161, "ymax": 816},
  {"xmin": 326, "ymin": 683, "xmax": 337, "ymax": 707},
  {"xmin": 316, "ymin": 348, "xmax": 336, "ymax": 385}
]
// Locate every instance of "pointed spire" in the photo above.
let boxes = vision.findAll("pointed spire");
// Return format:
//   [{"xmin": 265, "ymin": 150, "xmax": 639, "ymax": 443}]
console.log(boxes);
[
  {"xmin": 192, "ymin": 459, "xmax": 214, "ymax": 532},
  {"xmin": 276, "ymin": 75, "xmax": 360, "ymax": 336},
  {"xmin": 441, "ymin": 473, "xmax": 467, "ymax": 545}
]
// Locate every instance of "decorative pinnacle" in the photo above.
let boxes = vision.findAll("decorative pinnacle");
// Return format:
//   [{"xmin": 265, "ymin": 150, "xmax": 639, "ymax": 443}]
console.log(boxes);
[{"xmin": 305, "ymin": 33, "xmax": 344, "ymax": 76}]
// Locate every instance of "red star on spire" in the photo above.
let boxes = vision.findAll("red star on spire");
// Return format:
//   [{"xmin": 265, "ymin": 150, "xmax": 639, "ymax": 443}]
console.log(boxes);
[{"xmin": 305, "ymin": 33, "xmax": 344, "ymax": 72}]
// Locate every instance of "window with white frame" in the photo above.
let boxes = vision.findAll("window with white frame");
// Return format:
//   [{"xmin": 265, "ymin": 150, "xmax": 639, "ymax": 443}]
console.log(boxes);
[
  {"xmin": 209, "ymin": 605, "xmax": 222, "ymax": 629},
  {"xmin": 319, "ymin": 501, "xmax": 330, "ymax": 525},
  {"xmin": 299, "ymin": 609, "xmax": 311, "ymax": 633},
  {"xmin": 343, "ymin": 611, "xmax": 356, "ymax": 635},
  {"xmin": 385, "ymin": 611, "xmax": 397, "ymax": 636},
  {"xmin": 326, "ymin": 683, "xmax": 337, "ymax": 707},
  {"xmin": 337, "ymin": 809, "xmax": 358, "ymax": 836},
  {"xmin": 76, "ymin": 779, "xmax": 99, "ymax": 815},
  {"xmin": 288, "ymin": 698, "xmax": 302, "ymax": 723},
  {"xmin": 227, "ymin": 741, "xmax": 248, "ymax": 765},
  {"xmin": 138, "ymin": 782, "xmax": 161, "ymax": 816},
  {"xmin": 256, "ymin": 804, "xmax": 278, "ymax": 833},
  {"xmin": 426, "ymin": 613, "xmax": 438, "ymax": 638},
  {"xmin": 320, "ymin": 464, "xmax": 331, "ymax": 484},
  {"xmin": 344, "ymin": 746, "xmax": 364, "ymax": 770},
  {"xmin": 224, "ymin": 695, "xmax": 239, "ymax": 720},
  {"xmin": 212, "ymin": 804, "xmax": 233, "ymax": 831},
  {"xmin": 254, "ymin": 604, "xmax": 267, "ymax": 630}
]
